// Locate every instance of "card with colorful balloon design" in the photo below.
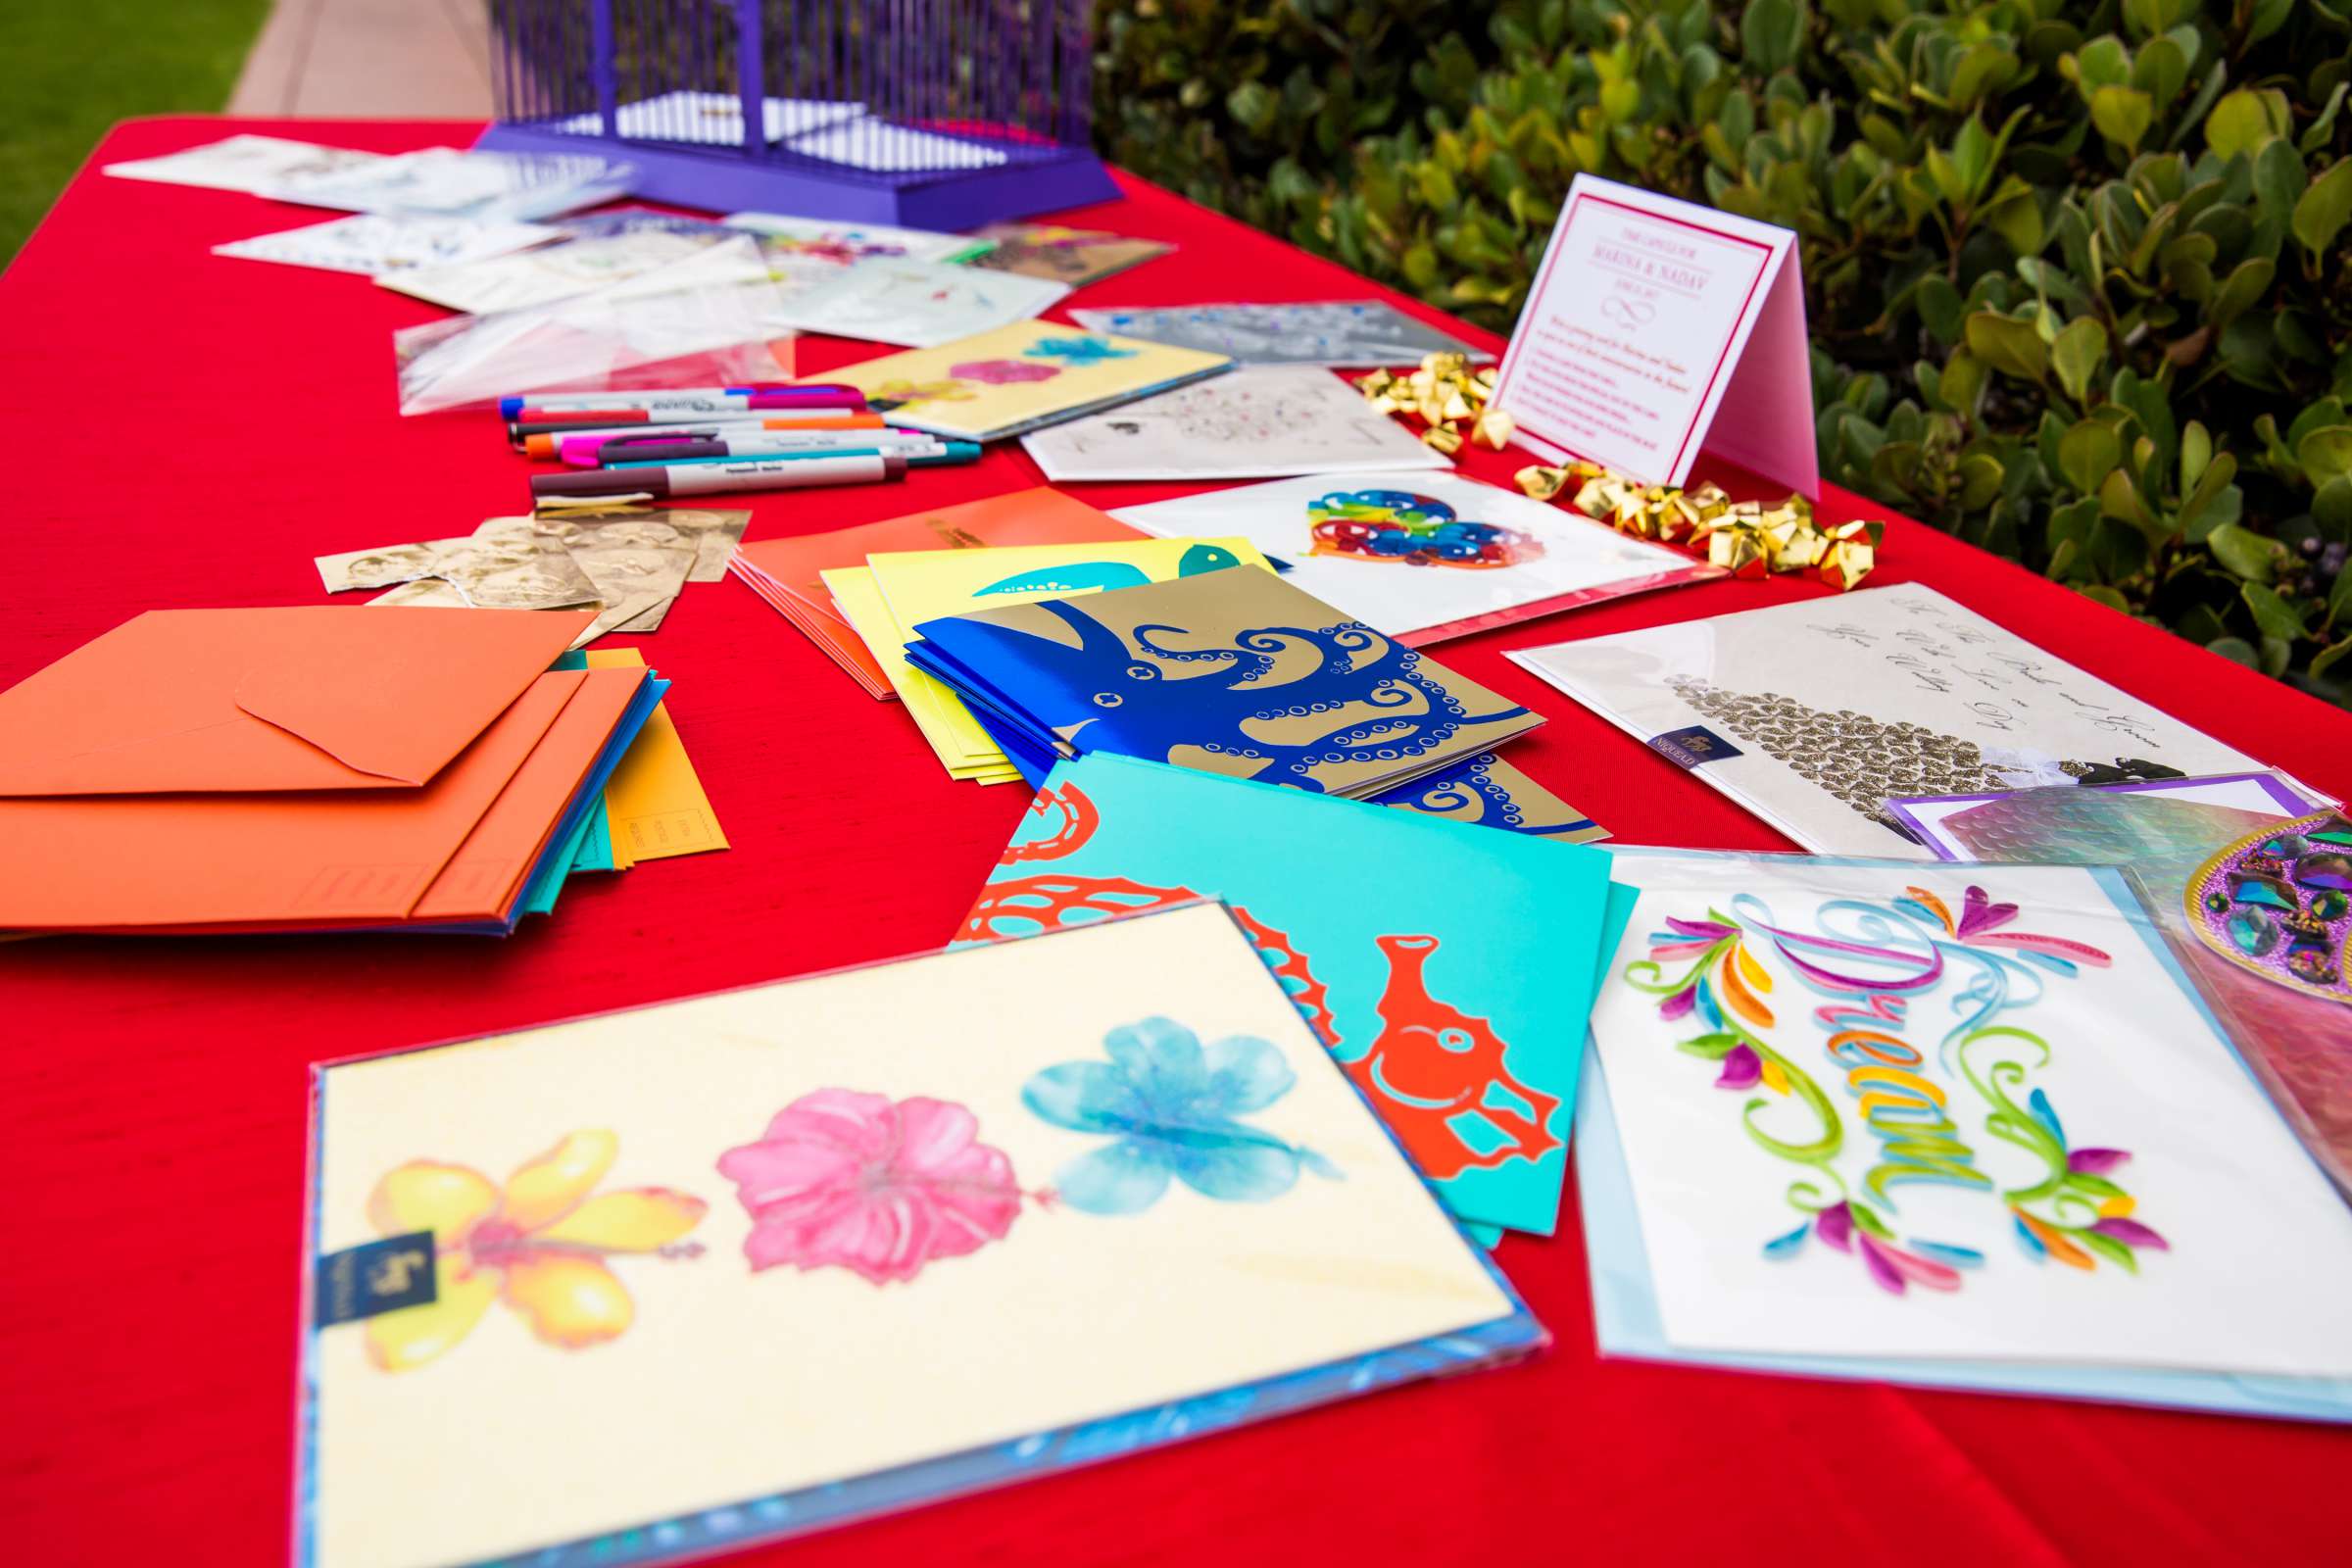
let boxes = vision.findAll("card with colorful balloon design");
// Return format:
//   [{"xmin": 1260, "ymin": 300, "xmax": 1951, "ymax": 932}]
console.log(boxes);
[
  {"xmin": 1112, "ymin": 470, "xmax": 1719, "ymax": 645},
  {"xmin": 956, "ymin": 753, "xmax": 1616, "ymax": 1232},
  {"xmin": 298, "ymin": 900, "xmax": 1533, "ymax": 1568},
  {"xmin": 1581, "ymin": 848, "xmax": 2352, "ymax": 1377}
]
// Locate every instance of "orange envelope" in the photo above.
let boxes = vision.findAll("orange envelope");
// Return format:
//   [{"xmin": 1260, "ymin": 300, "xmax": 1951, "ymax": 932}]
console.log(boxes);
[
  {"xmin": 0, "ymin": 671, "xmax": 582, "ymax": 931},
  {"xmin": 0, "ymin": 606, "xmax": 594, "ymax": 796},
  {"xmin": 411, "ymin": 666, "xmax": 649, "ymax": 923},
  {"xmin": 734, "ymin": 488, "xmax": 1141, "ymax": 697}
]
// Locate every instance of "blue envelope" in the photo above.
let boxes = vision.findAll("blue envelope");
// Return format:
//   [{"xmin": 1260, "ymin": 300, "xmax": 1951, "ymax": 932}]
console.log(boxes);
[{"xmin": 955, "ymin": 753, "xmax": 1614, "ymax": 1233}]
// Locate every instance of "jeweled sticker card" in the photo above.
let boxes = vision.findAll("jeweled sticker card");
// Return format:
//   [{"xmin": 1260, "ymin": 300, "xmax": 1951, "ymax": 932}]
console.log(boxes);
[
  {"xmin": 299, "ymin": 902, "xmax": 1534, "ymax": 1568},
  {"xmin": 1509, "ymin": 581, "xmax": 2277, "ymax": 858},
  {"xmin": 1582, "ymin": 849, "xmax": 2352, "ymax": 1375},
  {"xmin": 957, "ymin": 754, "xmax": 1615, "ymax": 1232},
  {"xmin": 1114, "ymin": 469, "xmax": 1720, "ymax": 644}
]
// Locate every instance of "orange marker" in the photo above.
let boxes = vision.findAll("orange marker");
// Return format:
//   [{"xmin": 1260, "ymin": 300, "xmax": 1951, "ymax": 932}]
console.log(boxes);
[{"xmin": 517, "ymin": 413, "xmax": 885, "ymax": 459}]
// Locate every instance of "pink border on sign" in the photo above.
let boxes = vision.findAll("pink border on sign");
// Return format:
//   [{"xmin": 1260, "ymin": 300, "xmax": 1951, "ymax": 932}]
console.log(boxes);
[{"xmin": 1494, "ymin": 192, "xmax": 1774, "ymax": 478}]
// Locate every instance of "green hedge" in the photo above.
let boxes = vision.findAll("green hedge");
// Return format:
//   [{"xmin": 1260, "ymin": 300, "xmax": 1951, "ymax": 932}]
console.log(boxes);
[{"xmin": 1097, "ymin": 0, "xmax": 2352, "ymax": 703}]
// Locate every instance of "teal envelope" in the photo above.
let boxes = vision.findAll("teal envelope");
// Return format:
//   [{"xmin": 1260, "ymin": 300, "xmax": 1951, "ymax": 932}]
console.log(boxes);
[{"xmin": 955, "ymin": 753, "xmax": 1614, "ymax": 1233}]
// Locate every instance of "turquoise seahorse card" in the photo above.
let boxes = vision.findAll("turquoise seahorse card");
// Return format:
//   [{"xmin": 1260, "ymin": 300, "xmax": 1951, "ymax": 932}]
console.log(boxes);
[{"xmin": 955, "ymin": 753, "xmax": 1616, "ymax": 1233}]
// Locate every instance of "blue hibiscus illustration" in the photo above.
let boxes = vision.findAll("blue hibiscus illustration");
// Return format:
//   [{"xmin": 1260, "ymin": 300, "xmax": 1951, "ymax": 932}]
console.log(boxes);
[
  {"xmin": 1024, "ymin": 334, "xmax": 1137, "ymax": 366},
  {"xmin": 1023, "ymin": 1017, "xmax": 1342, "ymax": 1214}
]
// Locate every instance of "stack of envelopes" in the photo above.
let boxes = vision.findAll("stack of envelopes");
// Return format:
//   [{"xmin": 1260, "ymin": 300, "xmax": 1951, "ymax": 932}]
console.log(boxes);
[
  {"xmin": 905, "ymin": 564, "xmax": 1544, "ymax": 798},
  {"xmin": 0, "ymin": 608, "xmax": 661, "ymax": 935},
  {"xmin": 730, "ymin": 488, "xmax": 1144, "ymax": 698}
]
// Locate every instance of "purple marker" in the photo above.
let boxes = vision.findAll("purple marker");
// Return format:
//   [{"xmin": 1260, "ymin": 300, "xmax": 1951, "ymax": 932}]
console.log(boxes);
[{"xmin": 531, "ymin": 453, "xmax": 909, "ymax": 500}]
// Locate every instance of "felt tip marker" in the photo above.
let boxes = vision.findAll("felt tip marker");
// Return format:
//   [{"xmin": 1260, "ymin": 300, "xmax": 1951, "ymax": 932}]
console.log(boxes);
[
  {"xmin": 614, "ymin": 440, "xmax": 982, "ymax": 469},
  {"xmin": 591, "ymin": 429, "xmax": 953, "ymax": 466},
  {"xmin": 512, "ymin": 411, "xmax": 884, "ymax": 449},
  {"xmin": 498, "ymin": 385, "xmax": 863, "ymax": 418},
  {"xmin": 545, "ymin": 415, "xmax": 887, "ymax": 463},
  {"xmin": 531, "ymin": 454, "xmax": 907, "ymax": 500}
]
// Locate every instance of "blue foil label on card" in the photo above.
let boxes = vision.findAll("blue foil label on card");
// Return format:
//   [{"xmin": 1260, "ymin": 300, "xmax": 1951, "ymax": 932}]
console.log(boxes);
[
  {"xmin": 316, "ymin": 1231, "xmax": 437, "ymax": 1325},
  {"xmin": 1648, "ymin": 725, "xmax": 1743, "ymax": 769}
]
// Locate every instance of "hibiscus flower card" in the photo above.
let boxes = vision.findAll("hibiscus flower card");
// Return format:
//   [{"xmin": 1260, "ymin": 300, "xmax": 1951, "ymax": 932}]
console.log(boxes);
[
  {"xmin": 1580, "ymin": 849, "xmax": 2352, "ymax": 1379},
  {"xmin": 809, "ymin": 321, "xmax": 1234, "ymax": 442},
  {"xmin": 298, "ymin": 901, "xmax": 1534, "ymax": 1568},
  {"xmin": 957, "ymin": 754, "xmax": 1616, "ymax": 1232}
]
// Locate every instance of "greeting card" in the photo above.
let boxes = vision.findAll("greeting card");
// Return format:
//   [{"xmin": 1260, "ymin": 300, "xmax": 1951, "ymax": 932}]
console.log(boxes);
[
  {"xmin": 906, "ymin": 564, "xmax": 1544, "ymax": 799},
  {"xmin": 729, "ymin": 488, "xmax": 1143, "ymax": 700},
  {"xmin": 102, "ymin": 134, "xmax": 382, "ymax": 193},
  {"xmin": 1020, "ymin": 366, "xmax": 1447, "ymax": 482},
  {"xmin": 299, "ymin": 901, "xmax": 1534, "ymax": 1568},
  {"xmin": 215, "ymin": 213, "xmax": 557, "ymax": 276},
  {"xmin": 265, "ymin": 147, "xmax": 630, "ymax": 222},
  {"xmin": 1114, "ymin": 469, "xmax": 1721, "ymax": 644},
  {"xmin": 1069, "ymin": 302, "xmax": 1491, "ymax": 368},
  {"xmin": 832, "ymin": 537, "xmax": 1268, "ymax": 781},
  {"xmin": 1490, "ymin": 173, "xmax": 1816, "ymax": 495},
  {"xmin": 956, "ymin": 755, "xmax": 1614, "ymax": 1231},
  {"xmin": 381, "ymin": 211, "xmax": 736, "ymax": 315},
  {"xmin": 1886, "ymin": 771, "xmax": 2321, "ymax": 862},
  {"xmin": 724, "ymin": 210, "xmax": 995, "ymax": 292},
  {"xmin": 968, "ymin": 222, "xmax": 1172, "ymax": 285},
  {"xmin": 1582, "ymin": 849, "xmax": 2352, "ymax": 1375},
  {"xmin": 762, "ymin": 259, "xmax": 1069, "ymax": 347},
  {"xmin": 1509, "ymin": 582, "xmax": 2278, "ymax": 857},
  {"xmin": 811, "ymin": 322, "xmax": 1233, "ymax": 442}
]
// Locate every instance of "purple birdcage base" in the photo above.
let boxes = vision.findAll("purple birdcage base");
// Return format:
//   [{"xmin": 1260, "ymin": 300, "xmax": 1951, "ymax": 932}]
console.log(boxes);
[{"xmin": 474, "ymin": 121, "xmax": 1116, "ymax": 226}]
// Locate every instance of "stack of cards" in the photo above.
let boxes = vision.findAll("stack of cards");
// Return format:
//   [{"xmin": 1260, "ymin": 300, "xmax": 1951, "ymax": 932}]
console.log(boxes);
[
  {"xmin": 298, "ymin": 902, "xmax": 1540, "ymax": 1567},
  {"xmin": 812, "ymin": 322, "xmax": 1234, "ymax": 441},
  {"xmin": 959, "ymin": 756, "xmax": 1615, "ymax": 1233},
  {"xmin": 0, "ymin": 609, "xmax": 660, "ymax": 935},
  {"xmin": 904, "ymin": 564, "xmax": 1544, "ymax": 798},
  {"xmin": 1113, "ymin": 469, "xmax": 1722, "ymax": 643},
  {"xmin": 1577, "ymin": 847, "xmax": 2352, "ymax": 1422},
  {"xmin": 830, "ymin": 537, "xmax": 1271, "ymax": 784},
  {"xmin": 730, "ymin": 488, "xmax": 1145, "ymax": 697}
]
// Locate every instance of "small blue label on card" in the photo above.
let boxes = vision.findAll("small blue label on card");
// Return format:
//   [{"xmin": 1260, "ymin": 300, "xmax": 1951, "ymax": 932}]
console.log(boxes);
[
  {"xmin": 1648, "ymin": 725, "xmax": 1743, "ymax": 769},
  {"xmin": 316, "ymin": 1231, "xmax": 437, "ymax": 1326}
]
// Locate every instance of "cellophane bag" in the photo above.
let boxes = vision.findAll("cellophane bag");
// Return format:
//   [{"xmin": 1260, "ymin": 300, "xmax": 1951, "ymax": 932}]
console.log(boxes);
[{"xmin": 395, "ymin": 235, "xmax": 795, "ymax": 415}]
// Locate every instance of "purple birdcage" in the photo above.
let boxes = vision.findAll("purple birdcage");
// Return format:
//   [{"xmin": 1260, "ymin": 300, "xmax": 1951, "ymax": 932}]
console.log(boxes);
[{"xmin": 475, "ymin": 0, "xmax": 1118, "ymax": 226}]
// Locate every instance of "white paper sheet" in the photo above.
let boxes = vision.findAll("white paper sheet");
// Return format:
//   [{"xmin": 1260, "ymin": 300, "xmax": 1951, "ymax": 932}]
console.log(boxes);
[
  {"xmin": 1021, "ymin": 365, "xmax": 1446, "ymax": 481},
  {"xmin": 214, "ymin": 213, "xmax": 557, "ymax": 276}
]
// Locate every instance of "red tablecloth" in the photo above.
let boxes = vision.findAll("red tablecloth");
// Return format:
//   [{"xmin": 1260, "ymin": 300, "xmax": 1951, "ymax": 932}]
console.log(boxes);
[{"xmin": 7, "ymin": 120, "xmax": 2350, "ymax": 1566}]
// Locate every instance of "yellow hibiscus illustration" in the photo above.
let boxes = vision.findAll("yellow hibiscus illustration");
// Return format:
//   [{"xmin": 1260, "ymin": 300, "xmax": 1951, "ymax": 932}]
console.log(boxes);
[{"xmin": 362, "ymin": 1130, "xmax": 706, "ymax": 1372}]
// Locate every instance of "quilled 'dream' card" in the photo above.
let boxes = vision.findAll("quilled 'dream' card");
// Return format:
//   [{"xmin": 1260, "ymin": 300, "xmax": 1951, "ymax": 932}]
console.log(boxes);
[
  {"xmin": 1582, "ymin": 850, "xmax": 2352, "ymax": 1375},
  {"xmin": 299, "ymin": 901, "xmax": 1534, "ymax": 1568},
  {"xmin": 956, "ymin": 754, "xmax": 1616, "ymax": 1232}
]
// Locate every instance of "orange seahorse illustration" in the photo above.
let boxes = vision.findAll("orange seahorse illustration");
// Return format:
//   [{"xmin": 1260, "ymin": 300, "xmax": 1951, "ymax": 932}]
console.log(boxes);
[{"xmin": 1345, "ymin": 935, "xmax": 1560, "ymax": 1180}]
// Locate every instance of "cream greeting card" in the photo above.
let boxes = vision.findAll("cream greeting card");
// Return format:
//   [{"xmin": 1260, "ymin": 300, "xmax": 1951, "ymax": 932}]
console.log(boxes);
[
  {"xmin": 299, "ymin": 903, "xmax": 1527, "ymax": 1568},
  {"xmin": 1492, "ymin": 173, "xmax": 1816, "ymax": 495}
]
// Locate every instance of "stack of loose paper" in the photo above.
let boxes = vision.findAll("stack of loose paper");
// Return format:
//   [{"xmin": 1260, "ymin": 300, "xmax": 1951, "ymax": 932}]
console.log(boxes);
[
  {"xmin": 0, "ymin": 608, "xmax": 656, "ymax": 936},
  {"xmin": 320, "ymin": 507, "xmax": 750, "ymax": 646},
  {"xmin": 959, "ymin": 755, "xmax": 1615, "ymax": 1233},
  {"xmin": 905, "ymin": 564, "xmax": 1544, "ymax": 797},
  {"xmin": 298, "ymin": 901, "xmax": 1539, "ymax": 1568},
  {"xmin": 829, "ymin": 537, "xmax": 1270, "ymax": 784},
  {"xmin": 1578, "ymin": 847, "xmax": 2352, "ymax": 1421},
  {"xmin": 729, "ymin": 487, "xmax": 1143, "ymax": 697}
]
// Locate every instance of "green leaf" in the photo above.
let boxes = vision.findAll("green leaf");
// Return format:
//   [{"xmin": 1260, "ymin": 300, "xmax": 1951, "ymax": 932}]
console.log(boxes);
[
  {"xmin": 2242, "ymin": 581, "xmax": 2309, "ymax": 641},
  {"xmin": 2058, "ymin": 418, "xmax": 2123, "ymax": 493},
  {"xmin": 2051, "ymin": 318, "xmax": 2109, "ymax": 404},
  {"xmin": 1674, "ymin": 1031, "xmax": 1742, "ymax": 1061},
  {"xmin": 2080, "ymin": 583, "xmax": 2132, "ymax": 612},
  {"xmin": 2178, "ymin": 453, "xmax": 2238, "ymax": 539},
  {"xmin": 2206, "ymin": 634, "xmax": 2260, "ymax": 669},
  {"xmin": 2311, "ymin": 636, "xmax": 2352, "ymax": 682},
  {"xmin": 2299, "ymin": 425, "xmax": 2352, "ymax": 488},
  {"xmin": 2089, "ymin": 86, "xmax": 2155, "ymax": 153},
  {"xmin": 1740, "ymin": 0, "xmax": 1803, "ymax": 75},
  {"xmin": 2207, "ymin": 257, "xmax": 2276, "ymax": 330},
  {"xmin": 2293, "ymin": 160, "xmax": 2352, "ymax": 258},
  {"xmin": 2180, "ymin": 420, "xmax": 2212, "ymax": 490},
  {"xmin": 1965, "ymin": 312, "xmax": 2049, "ymax": 381},
  {"xmin": 2204, "ymin": 88, "xmax": 2288, "ymax": 159},
  {"xmin": 2077, "ymin": 1228, "xmax": 2140, "ymax": 1272},
  {"xmin": 1917, "ymin": 275, "xmax": 1964, "ymax": 344},
  {"xmin": 2207, "ymin": 520, "xmax": 2279, "ymax": 582}
]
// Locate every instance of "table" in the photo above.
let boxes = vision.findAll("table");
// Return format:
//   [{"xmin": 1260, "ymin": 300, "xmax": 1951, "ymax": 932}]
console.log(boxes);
[{"xmin": 6, "ymin": 119, "xmax": 2348, "ymax": 1567}]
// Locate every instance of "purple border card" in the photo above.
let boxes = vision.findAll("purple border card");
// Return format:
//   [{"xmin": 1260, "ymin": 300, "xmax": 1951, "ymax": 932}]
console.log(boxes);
[{"xmin": 1885, "ymin": 772, "xmax": 2323, "ymax": 861}]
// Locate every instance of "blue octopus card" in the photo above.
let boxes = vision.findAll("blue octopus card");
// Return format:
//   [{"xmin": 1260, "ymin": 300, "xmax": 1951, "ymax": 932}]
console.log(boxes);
[
  {"xmin": 907, "ymin": 564, "xmax": 1544, "ymax": 799},
  {"xmin": 956, "ymin": 754, "xmax": 1615, "ymax": 1232},
  {"xmin": 299, "ymin": 900, "xmax": 1535, "ymax": 1568}
]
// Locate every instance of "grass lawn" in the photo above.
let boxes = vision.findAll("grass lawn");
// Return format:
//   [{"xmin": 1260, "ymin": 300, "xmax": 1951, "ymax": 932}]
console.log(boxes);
[{"xmin": 0, "ymin": 0, "xmax": 270, "ymax": 266}]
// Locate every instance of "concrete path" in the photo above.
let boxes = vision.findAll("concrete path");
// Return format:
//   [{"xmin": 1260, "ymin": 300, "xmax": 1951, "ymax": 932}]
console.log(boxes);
[{"xmin": 229, "ymin": 0, "xmax": 494, "ymax": 118}]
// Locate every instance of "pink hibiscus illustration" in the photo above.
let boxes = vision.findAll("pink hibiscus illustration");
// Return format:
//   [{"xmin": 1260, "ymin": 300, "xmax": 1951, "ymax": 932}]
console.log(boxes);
[
  {"xmin": 949, "ymin": 358, "xmax": 1061, "ymax": 385},
  {"xmin": 717, "ymin": 1090, "xmax": 1029, "ymax": 1285}
]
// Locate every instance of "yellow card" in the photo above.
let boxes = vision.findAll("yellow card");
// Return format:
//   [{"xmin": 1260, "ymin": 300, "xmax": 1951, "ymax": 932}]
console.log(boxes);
[
  {"xmin": 804, "ymin": 320, "xmax": 1232, "ymax": 442},
  {"xmin": 581, "ymin": 649, "xmax": 729, "ymax": 861},
  {"xmin": 821, "ymin": 566, "xmax": 1019, "ymax": 778}
]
